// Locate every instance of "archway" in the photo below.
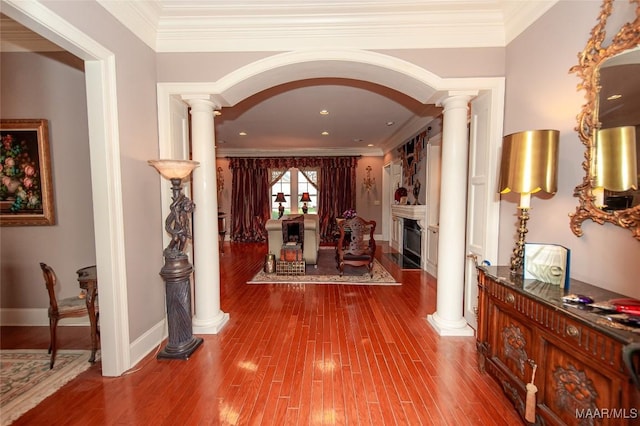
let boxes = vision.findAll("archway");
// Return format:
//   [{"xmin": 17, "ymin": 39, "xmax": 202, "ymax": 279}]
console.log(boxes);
[{"xmin": 157, "ymin": 49, "xmax": 504, "ymax": 337}]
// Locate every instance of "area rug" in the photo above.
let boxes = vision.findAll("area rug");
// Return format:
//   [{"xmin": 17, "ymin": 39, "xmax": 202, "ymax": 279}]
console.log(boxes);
[
  {"xmin": 248, "ymin": 247, "xmax": 400, "ymax": 285},
  {"xmin": 0, "ymin": 349, "xmax": 96, "ymax": 425}
]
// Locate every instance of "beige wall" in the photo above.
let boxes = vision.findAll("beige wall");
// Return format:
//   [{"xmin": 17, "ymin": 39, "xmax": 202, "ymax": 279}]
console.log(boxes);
[
  {"xmin": 0, "ymin": 51, "xmax": 95, "ymax": 312},
  {"xmin": 4, "ymin": 0, "xmax": 637, "ymax": 347},
  {"xmin": 38, "ymin": 0, "xmax": 167, "ymax": 341},
  {"xmin": 502, "ymin": 0, "xmax": 640, "ymax": 297},
  {"xmin": 355, "ymin": 156, "xmax": 384, "ymax": 227}
]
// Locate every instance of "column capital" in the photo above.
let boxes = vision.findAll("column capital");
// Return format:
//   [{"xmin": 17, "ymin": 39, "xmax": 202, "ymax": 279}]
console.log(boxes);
[
  {"xmin": 180, "ymin": 94, "xmax": 221, "ymax": 113},
  {"xmin": 436, "ymin": 91, "xmax": 477, "ymax": 110}
]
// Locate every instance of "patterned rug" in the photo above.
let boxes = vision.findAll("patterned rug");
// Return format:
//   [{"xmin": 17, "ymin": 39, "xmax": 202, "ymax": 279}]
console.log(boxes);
[
  {"xmin": 248, "ymin": 247, "xmax": 400, "ymax": 285},
  {"xmin": 0, "ymin": 349, "xmax": 96, "ymax": 425}
]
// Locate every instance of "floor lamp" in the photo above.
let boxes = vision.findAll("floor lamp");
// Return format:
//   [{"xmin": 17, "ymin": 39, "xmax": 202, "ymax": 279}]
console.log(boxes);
[
  {"xmin": 148, "ymin": 159, "xmax": 203, "ymax": 360},
  {"xmin": 498, "ymin": 130, "xmax": 559, "ymax": 274}
]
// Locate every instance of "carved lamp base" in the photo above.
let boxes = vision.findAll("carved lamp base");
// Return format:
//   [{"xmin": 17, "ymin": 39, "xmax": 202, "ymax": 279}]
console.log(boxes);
[{"xmin": 157, "ymin": 250, "xmax": 203, "ymax": 360}]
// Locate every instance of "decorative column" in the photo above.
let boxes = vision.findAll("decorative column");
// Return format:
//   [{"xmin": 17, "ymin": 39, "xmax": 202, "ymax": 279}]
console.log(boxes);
[
  {"xmin": 182, "ymin": 95, "xmax": 229, "ymax": 334},
  {"xmin": 427, "ymin": 93, "xmax": 475, "ymax": 336}
]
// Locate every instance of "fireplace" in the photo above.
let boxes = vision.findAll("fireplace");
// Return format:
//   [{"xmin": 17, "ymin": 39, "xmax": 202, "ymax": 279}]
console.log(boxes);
[{"xmin": 403, "ymin": 219, "xmax": 421, "ymax": 266}]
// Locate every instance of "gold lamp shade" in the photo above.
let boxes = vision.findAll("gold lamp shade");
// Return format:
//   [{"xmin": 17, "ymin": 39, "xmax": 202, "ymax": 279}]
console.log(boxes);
[
  {"xmin": 498, "ymin": 130, "xmax": 559, "ymax": 197},
  {"xmin": 595, "ymin": 126, "xmax": 638, "ymax": 192},
  {"xmin": 148, "ymin": 159, "xmax": 199, "ymax": 180}
]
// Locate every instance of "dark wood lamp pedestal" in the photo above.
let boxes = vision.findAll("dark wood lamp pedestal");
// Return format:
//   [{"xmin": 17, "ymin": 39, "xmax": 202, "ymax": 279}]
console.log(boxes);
[{"xmin": 158, "ymin": 250, "xmax": 203, "ymax": 360}]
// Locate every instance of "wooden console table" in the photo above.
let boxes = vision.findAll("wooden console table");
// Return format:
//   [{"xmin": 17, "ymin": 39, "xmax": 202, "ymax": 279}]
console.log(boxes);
[
  {"xmin": 477, "ymin": 266, "xmax": 640, "ymax": 425},
  {"xmin": 76, "ymin": 265, "xmax": 99, "ymax": 364}
]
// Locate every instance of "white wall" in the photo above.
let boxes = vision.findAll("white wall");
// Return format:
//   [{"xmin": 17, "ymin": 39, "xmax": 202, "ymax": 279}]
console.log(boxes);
[{"xmin": 502, "ymin": 0, "xmax": 640, "ymax": 298}]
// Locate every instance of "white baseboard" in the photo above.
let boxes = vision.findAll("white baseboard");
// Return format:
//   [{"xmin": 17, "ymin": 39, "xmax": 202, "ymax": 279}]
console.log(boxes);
[
  {"xmin": 128, "ymin": 318, "xmax": 167, "ymax": 368},
  {"xmin": 0, "ymin": 308, "xmax": 89, "ymax": 326}
]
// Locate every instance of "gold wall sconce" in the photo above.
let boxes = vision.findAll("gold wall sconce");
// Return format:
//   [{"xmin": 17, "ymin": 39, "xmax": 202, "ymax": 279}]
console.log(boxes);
[
  {"xmin": 498, "ymin": 130, "xmax": 559, "ymax": 274},
  {"xmin": 593, "ymin": 126, "xmax": 638, "ymax": 209},
  {"xmin": 216, "ymin": 166, "xmax": 224, "ymax": 195},
  {"xmin": 363, "ymin": 165, "xmax": 375, "ymax": 191}
]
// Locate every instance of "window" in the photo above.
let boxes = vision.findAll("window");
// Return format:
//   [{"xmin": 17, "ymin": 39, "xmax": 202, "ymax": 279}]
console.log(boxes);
[{"xmin": 271, "ymin": 168, "xmax": 318, "ymax": 218}]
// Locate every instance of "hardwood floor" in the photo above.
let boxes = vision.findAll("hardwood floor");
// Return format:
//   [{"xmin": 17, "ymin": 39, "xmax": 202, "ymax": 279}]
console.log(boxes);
[{"xmin": 1, "ymin": 242, "xmax": 523, "ymax": 425}]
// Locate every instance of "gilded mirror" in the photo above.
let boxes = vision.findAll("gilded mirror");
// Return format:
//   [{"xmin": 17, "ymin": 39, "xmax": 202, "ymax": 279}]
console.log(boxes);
[{"xmin": 569, "ymin": 0, "xmax": 640, "ymax": 240}]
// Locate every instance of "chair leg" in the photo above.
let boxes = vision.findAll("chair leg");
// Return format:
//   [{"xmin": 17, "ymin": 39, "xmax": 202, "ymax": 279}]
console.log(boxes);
[{"xmin": 49, "ymin": 317, "xmax": 58, "ymax": 369}]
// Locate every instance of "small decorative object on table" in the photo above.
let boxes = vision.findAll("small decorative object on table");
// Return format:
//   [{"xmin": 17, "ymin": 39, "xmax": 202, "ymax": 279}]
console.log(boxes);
[
  {"xmin": 523, "ymin": 243, "xmax": 570, "ymax": 290},
  {"xmin": 277, "ymin": 242, "xmax": 305, "ymax": 275},
  {"xmin": 343, "ymin": 209, "xmax": 357, "ymax": 219},
  {"xmin": 394, "ymin": 187, "xmax": 407, "ymax": 204},
  {"xmin": 412, "ymin": 179, "xmax": 421, "ymax": 205}
]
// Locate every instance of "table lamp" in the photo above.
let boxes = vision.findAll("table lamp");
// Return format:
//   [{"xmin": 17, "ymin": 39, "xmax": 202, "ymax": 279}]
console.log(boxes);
[
  {"xmin": 300, "ymin": 192, "xmax": 312, "ymax": 214},
  {"xmin": 498, "ymin": 130, "xmax": 559, "ymax": 274},
  {"xmin": 275, "ymin": 192, "xmax": 287, "ymax": 218},
  {"xmin": 593, "ymin": 126, "xmax": 638, "ymax": 208},
  {"xmin": 148, "ymin": 159, "xmax": 203, "ymax": 360}
]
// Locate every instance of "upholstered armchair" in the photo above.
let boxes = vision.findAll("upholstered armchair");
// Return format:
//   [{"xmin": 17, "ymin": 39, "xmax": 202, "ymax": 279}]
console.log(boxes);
[{"xmin": 336, "ymin": 217, "xmax": 376, "ymax": 277}]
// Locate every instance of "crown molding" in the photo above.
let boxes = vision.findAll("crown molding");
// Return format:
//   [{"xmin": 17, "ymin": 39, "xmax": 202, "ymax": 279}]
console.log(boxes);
[
  {"xmin": 503, "ymin": 0, "xmax": 558, "ymax": 45},
  {"xmin": 97, "ymin": 0, "xmax": 160, "ymax": 50},
  {"xmin": 98, "ymin": 1, "xmax": 559, "ymax": 53},
  {"xmin": 0, "ymin": 14, "xmax": 62, "ymax": 51},
  {"xmin": 217, "ymin": 146, "xmax": 384, "ymax": 158}
]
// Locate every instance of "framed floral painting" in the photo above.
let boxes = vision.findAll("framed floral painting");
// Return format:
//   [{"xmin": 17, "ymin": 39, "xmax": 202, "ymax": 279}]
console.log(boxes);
[{"xmin": 0, "ymin": 119, "xmax": 55, "ymax": 226}]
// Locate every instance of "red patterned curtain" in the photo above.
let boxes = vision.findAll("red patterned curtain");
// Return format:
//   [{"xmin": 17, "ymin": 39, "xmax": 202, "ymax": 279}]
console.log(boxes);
[
  {"xmin": 229, "ymin": 157, "xmax": 358, "ymax": 242},
  {"xmin": 318, "ymin": 157, "xmax": 358, "ymax": 242},
  {"xmin": 229, "ymin": 158, "xmax": 271, "ymax": 242}
]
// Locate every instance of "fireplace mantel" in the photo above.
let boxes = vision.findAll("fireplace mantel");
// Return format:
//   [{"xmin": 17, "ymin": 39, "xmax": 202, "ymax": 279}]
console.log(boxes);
[
  {"xmin": 390, "ymin": 205, "xmax": 427, "ymax": 270},
  {"xmin": 391, "ymin": 205, "xmax": 426, "ymax": 222}
]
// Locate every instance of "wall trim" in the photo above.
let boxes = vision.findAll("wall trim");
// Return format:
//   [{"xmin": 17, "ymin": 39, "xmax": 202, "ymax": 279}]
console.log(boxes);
[{"xmin": 0, "ymin": 308, "xmax": 89, "ymax": 326}]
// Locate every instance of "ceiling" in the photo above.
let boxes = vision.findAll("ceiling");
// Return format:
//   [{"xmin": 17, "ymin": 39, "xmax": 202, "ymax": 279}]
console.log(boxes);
[{"xmin": 1, "ymin": 1, "xmax": 558, "ymax": 156}]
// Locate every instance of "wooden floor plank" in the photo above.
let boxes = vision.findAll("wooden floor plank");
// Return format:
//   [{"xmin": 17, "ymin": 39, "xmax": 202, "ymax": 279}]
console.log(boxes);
[{"xmin": 2, "ymin": 242, "xmax": 523, "ymax": 425}]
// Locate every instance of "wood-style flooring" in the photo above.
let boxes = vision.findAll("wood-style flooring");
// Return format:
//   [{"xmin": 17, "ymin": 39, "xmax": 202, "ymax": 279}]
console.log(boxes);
[{"xmin": 1, "ymin": 242, "xmax": 523, "ymax": 425}]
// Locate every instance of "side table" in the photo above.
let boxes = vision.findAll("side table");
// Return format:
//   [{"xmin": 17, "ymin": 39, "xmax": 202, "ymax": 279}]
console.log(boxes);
[{"xmin": 277, "ymin": 242, "xmax": 305, "ymax": 275}]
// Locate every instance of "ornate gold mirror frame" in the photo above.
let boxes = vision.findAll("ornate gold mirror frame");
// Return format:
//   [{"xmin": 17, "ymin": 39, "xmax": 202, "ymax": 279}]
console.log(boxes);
[{"xmin": 569, "ymin": 0, "xmax": 640, "ymax": 240}]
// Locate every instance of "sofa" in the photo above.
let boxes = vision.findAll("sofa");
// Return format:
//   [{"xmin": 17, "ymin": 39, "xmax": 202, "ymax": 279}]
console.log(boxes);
[{"xmin": 265, "ymin": 214, "xmax": 320, "ymax": 265}]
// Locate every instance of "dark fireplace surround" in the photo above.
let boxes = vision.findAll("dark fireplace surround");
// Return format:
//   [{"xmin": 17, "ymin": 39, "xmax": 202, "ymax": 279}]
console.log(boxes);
[{"xmin": 403, "ymin": 219, "xmax": 421, "ymax": 266}]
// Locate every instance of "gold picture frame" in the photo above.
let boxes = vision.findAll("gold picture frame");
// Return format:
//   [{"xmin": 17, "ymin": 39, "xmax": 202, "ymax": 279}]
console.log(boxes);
[{"xmin": 0, "ymin": 119, "xmax": 55, "ymax": 226}]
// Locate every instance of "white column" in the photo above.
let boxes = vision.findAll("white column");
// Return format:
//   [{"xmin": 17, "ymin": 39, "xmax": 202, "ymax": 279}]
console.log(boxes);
[
  {"xmin": 182, "ymin": 95, "xmax": 229, "ymax": 334},
  {"xmin": 427, "ymin": 93, "xmax": 474, "ymax": 336}
]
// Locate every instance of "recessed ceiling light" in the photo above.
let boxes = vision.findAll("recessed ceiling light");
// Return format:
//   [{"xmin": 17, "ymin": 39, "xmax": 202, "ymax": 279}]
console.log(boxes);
[
  {"xmin": 239, "ymin": 131, "xmax": 247, "ymax": 136},
  {"xmin": 367, "ymin": 144, "xmax": 374, "ymax": 147},
  {"xmin": 320, "ymin": 109, "xmax": 329, "ymax": 115},
  {"xmin": 386, "ymin": 121, "xmax": 395, "ymax": 126},
  {"xmin": 607, "ymin": 94, "xmax": 622, "ymax": 100},
  {"xmin": 321, "ymin": 131, "xmax": 329, "ymax": 136},
  {"xmin": 214, "ymin": 110, "xmax": 222, "ymax": 116}
]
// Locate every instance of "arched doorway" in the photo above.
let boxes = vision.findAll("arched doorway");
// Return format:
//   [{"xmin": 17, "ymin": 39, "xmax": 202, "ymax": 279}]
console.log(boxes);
[{"xmin": 157, "ymin": 49, "xmax": 504, "ymax": 336}]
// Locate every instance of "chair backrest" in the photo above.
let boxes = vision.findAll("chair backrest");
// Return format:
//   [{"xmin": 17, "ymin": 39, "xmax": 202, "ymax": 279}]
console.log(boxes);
[
  {"xmin": 40, "ymin": 262, "xmax": 59, "ymax": 312},
  {"xmin": 339, "ymin": 216, "xmax": 376, "ymax": 255}
]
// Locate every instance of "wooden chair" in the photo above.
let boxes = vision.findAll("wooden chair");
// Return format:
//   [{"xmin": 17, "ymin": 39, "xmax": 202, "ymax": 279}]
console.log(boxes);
[
  {"xmin": 336, "ymin": 216, "xmax": 376, "ymax": 277},
  {"xmin": 40, "ymin": 262, "xmax": 96, "ymax": 369}
]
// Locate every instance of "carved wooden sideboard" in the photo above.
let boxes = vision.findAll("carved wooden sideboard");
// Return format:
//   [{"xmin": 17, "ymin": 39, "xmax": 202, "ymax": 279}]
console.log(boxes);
[{"xmin": 477, "ymin": 266, "xmax": 640, "ymax": 425}]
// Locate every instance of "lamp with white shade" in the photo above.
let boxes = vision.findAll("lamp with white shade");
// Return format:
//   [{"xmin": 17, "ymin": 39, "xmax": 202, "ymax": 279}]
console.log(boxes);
[{"xmin": 148, "ymin": 159, "xmax": 203, "ymax": 360}]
